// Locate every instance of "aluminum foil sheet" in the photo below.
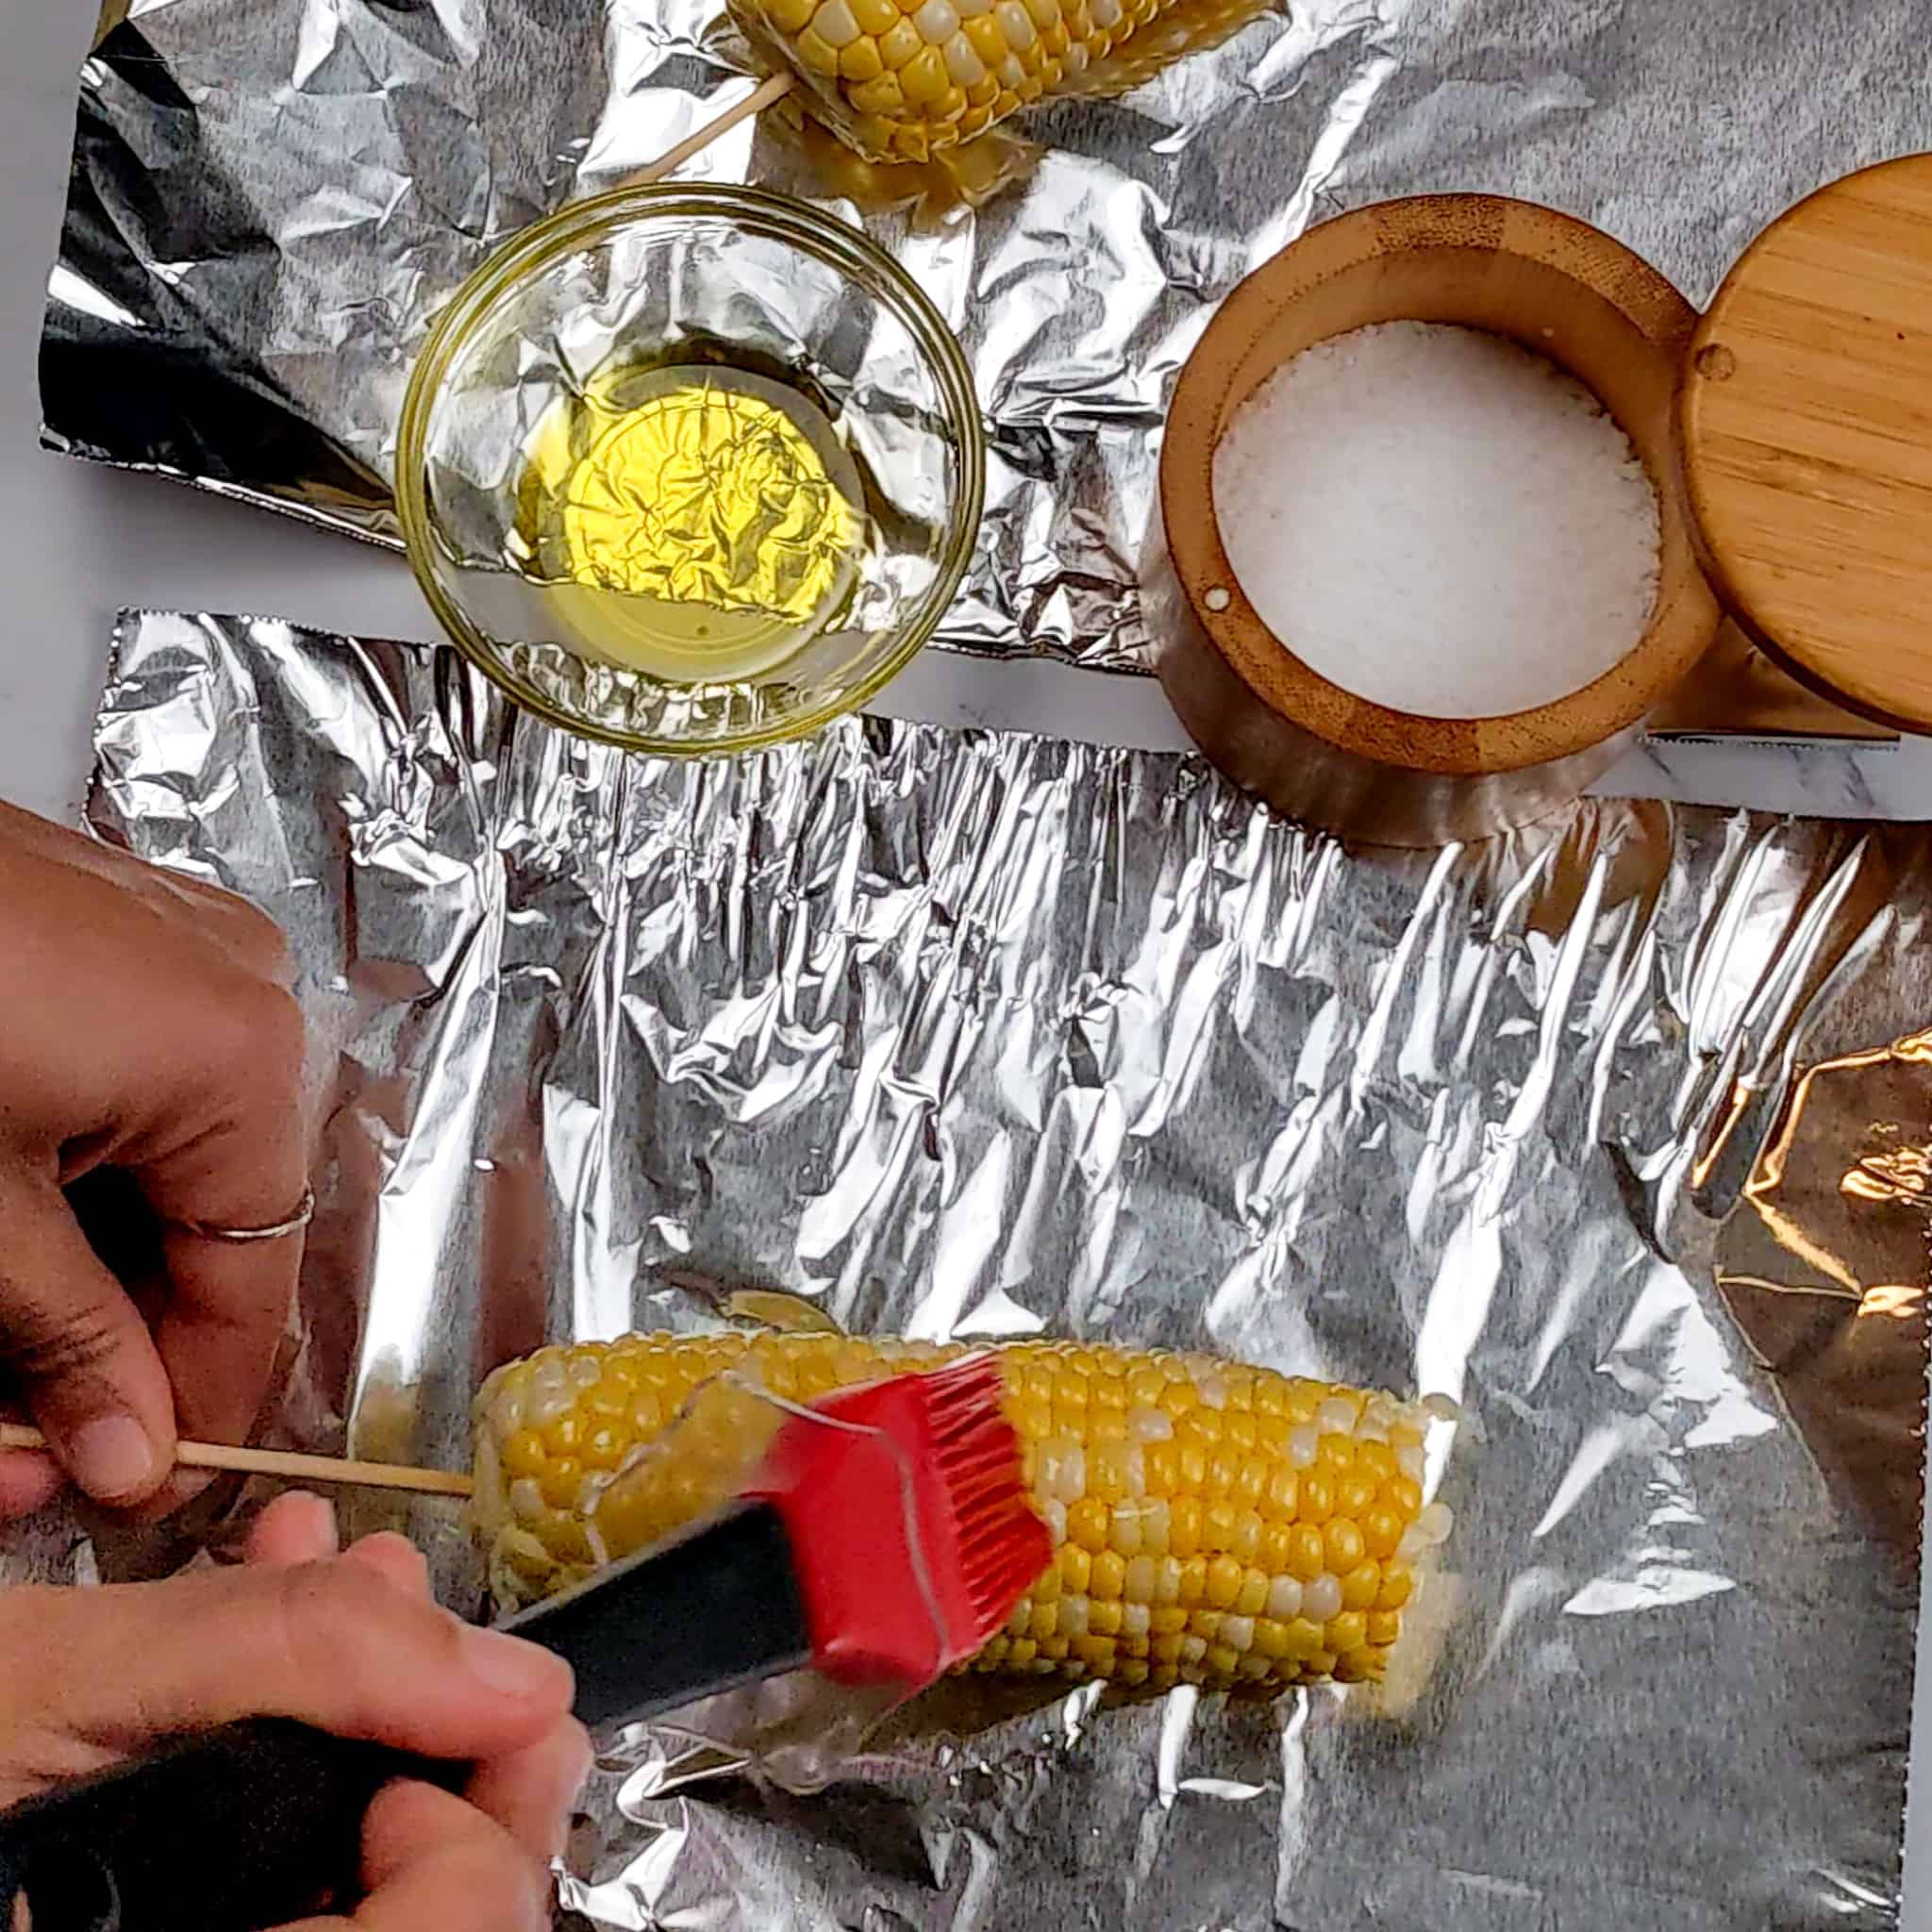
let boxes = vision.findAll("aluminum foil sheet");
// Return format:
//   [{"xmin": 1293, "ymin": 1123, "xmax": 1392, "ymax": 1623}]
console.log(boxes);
[
  {"xmin": 0, "ymin": 608, "xmax": 1919, "ymax": 1928},
  {"xmin": 42, "ymin": 1, "xmax": 1932, "ymax": 671}
]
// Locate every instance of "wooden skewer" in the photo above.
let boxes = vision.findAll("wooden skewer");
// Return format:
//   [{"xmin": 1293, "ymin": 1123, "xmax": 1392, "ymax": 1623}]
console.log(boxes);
[
  {"xmin": 0, "ymin": 1423, "xmax": 475, "ymax": 1500},
  {"xmin": 630, "ymin": 71, "xmax": 796, "ymax": 187}
]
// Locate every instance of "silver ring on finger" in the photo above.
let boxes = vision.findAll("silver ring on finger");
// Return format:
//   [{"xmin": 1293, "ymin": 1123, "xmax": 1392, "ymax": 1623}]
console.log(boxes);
[{"xmin": 171, "ymin": 1185, "xmax": 317, "ymax": 1244}]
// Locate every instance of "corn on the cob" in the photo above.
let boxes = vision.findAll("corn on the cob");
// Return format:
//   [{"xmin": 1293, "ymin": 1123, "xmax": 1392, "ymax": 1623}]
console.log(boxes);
[
  {"xmin": 473, "ymin": 1333, "xmax": 1454, "ymax": 1694},
  {"xmin": 731, "ymin": 0, "xmax": 1186, "ymax": 163}
]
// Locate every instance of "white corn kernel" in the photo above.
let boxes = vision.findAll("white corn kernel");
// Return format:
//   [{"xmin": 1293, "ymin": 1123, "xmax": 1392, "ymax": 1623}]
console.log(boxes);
[
  {"xmin": 489, "ymin": 1384, "xmax": 525, "ymax": 1438},
  {"xmin": 993, "ymin": 0, "xmax": 1036, "ymax": 45},
  {"xmin": 1303, "ymin": 1573, "xmax": 1342, "ymax": 1622},
  {"xmin": 1265, "ymin": 1574, "xmax": 1303, "ymax": 1620},
  {"xmin": 813, "ymin": 0, "xmax": 863, "ymax": 42},
  {"xmin": 943, "ymin": 33, "xmax": 986, "ymax": 83},
  {"xmin": 1138, "ymin": 1498, "xmax": 1171, "ymax": 1554}
]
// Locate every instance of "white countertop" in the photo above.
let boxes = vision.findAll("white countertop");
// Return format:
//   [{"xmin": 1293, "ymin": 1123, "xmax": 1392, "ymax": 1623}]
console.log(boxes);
[{"xmin": 3, "ymin": 3, "xmax": 1927, "ymax": 1917}]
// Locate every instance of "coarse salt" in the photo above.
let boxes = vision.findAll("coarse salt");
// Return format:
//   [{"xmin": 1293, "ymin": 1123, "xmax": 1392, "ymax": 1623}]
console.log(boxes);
[{"xmin": 1212, "ymin": 322, "xmax": 1660, "ymax": 720}]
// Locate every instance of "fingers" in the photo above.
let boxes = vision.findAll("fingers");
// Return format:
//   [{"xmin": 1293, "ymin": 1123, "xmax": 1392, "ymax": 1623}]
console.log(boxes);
[
  {"xmin": 355, "ymin": 1780, "xmax": 553, "ymax": 1931},
  {"xmin": 0, "ymin": 805, "xmax": 290, "ymax": 982},
  {"xmin": 0, "ymin": 1445, "xmax": 62, "ymax": 1520},
  {"xmin": 465, "ymin": 1718, "xmax": 594, "ymax": 1865},
  {"xmin": 245, "ymin": 1491, "xmax": 340, "ymax": 1567},
  {"xmin": 276, "ymin": 1783, "xmax": 554, "ymax": 1932},
  {"xmin": 0, "ymin": 807, "xmax": 311, "ymax": 1521},
  {"xmin": 135, "ymin": 982, "xmax": 308, "ymax": 1483},
  {"xmin": 5, "ymin": 1558, "xmax": 574, "ymax": 1770},
  {"xmin": 0, "ymin": 1173, "xmax": 177, "ymax": 1505},
  {"xmin": 258, "ymin": 1529, "xmax": 590, "ymax": 1866},
  {"xmin": 145, "ymin": 1231, "xmax": 301, "ymax": 1504},
  {"xmin": 343, "ymin": 1532, "xmax": 432, "ymax": 1598}
]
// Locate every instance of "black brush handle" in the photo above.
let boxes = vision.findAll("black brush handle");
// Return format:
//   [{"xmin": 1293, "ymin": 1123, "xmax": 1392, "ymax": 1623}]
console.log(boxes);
[
  {"xmin": 0, "ymin": 1505, "xmax": 811, "ymax": 1931},
  {"xmin": 0, "ymin": 1718, "xmax": 458, "ymax": 1932},
  {"xmin": 505, "ymin": 1500, "xmax": 812, "ymax": 1727}
]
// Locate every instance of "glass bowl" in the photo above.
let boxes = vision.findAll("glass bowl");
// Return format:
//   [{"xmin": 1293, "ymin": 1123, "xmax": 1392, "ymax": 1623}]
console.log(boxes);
[{"xmin": 396, "ymin": 183, "xmax": 985, "ymax": 755}]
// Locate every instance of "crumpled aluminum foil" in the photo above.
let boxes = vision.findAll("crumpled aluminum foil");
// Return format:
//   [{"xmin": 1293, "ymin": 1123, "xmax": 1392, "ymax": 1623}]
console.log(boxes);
[
  {"xmin": 42, "ymin": 0, "xmax": 1932, "ymax": 671},
  {"xmin": 4, "ymin": 608, "xmax": 1921, "ymax": 1929}
]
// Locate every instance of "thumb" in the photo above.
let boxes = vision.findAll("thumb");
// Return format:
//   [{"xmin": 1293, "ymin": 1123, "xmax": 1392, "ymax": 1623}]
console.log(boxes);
[{"xmin": 0, "ymin": 1172, "xmax": 176, "ymax": 1505}]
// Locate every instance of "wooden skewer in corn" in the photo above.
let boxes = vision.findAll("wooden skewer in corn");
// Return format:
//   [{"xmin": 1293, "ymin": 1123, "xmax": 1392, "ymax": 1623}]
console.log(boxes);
[
  {"xmin": 0, "ymin": 1423, "xmax": 473, "ymax": 1500},
  {"xmin": 628, "ymin": 72, "xmax": 795, "ymax": 187}
]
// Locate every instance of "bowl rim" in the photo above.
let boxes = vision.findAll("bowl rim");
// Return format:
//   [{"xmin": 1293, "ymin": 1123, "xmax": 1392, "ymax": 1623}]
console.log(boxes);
[
  {"xmin": 1159, "ymin": 192, "xmax": 1722, "ymax": 779},
  {"xmin": 395, "ymin": 180, "xmax": 987, "ymax": 757}
]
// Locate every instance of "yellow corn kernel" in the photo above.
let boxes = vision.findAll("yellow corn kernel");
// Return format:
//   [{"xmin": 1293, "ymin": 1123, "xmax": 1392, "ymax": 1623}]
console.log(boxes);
[
  {"xmin": 1202, "ymin": 1555, "xmax": 1242, "ymax": 1609},
  {"xmin": 1170, "ymin": 1493, "xmax": 1203, "ymax": 1558},
  {"xmin": 1337, "ymin": 1474, "xmax": 1379, "ymax": 1522},
  {"xmin": 1324, "ymin": 1519, "xmax": 1366, "ymax": 1573},
  {"xmin": 1328, "ymin": 1610, "xmax": 1369, "ymax": 1655},
  {"xmin": 848, "ymin": 71, "xmax": 906, "ymax": 113},
  {"xmin": 795, "ymin": 25, "xmax": 842, "ymax": 70},
  {"xmin": 1287, "ymin": 1523, "xmax": 1326, "ymax": 1582},
  {"xmin": 1090, "ymin": 1548, "xmax": 1127, "ymax": 1602},
  {"xmin": 1362, "ymin": 1507, "xmax": 1404, "ymax": 1561},
  {"xmin": 1234, "ymin": 1568, "xmax": 1269, "ymax": 1619},
  {"xmin": 1340, "ymin": 1560, "xmax": 1382, "ymax": 1612},
  {"xmin": 897, "ymin": 42, "xmax": 948, "ymax": 99},
  {"xmin": 874, "ymin": 15, "xmax": 924, "ymax": 63},
  {"xmin": 1068, "ymin": 1497, "xmax": 1109, "ymax": 1553}
]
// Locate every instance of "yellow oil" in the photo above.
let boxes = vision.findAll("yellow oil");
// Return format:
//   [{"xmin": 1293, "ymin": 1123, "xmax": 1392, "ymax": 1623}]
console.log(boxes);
[{"xmin": 513, "ymin": 358, "xmax": 866, "ymax": 683}]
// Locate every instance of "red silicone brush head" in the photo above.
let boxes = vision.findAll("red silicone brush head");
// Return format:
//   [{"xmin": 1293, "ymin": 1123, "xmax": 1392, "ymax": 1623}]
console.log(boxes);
[{"xmin": 741, "ymin": 1355, "xmax": 1052, "ymax": 1692}]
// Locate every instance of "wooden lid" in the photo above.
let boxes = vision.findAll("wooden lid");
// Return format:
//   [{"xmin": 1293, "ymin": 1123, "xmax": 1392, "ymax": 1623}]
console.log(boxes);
[{"xmin": 1679, "ymin": 154, "xmax": 1932, "ymax": 733}]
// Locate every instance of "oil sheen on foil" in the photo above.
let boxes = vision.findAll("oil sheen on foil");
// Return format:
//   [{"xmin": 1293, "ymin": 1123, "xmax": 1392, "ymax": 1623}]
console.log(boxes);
[
  {"xmin": 42, "ymin": 0, "xmax": 1932, "ymax": 670},
  {"xmin": 0, "ymin": 608, "xmax": 1916, "ymax": 1929}
]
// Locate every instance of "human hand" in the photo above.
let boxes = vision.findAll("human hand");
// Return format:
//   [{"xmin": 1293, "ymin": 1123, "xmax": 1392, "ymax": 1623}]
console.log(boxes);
[
  {"xmin": 1, "ymin": 1493, "xmax": 591, "ymax": 1930},
  {"xmin": 0, "ymin": 802, "xmax": 309, "ymax": 1519}
]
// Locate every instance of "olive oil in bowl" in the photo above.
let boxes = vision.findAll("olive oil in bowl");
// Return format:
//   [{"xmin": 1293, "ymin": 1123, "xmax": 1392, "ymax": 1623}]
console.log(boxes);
[{"xmin": 514, "ymin": 355, "xmax": 870, "ymax": 683}]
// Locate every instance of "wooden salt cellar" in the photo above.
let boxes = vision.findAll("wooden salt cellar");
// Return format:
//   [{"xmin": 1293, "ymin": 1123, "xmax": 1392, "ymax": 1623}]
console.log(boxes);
[{"xmin": 1161, "ymin": 159, "xmax": 1932, "ymax": 844}]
